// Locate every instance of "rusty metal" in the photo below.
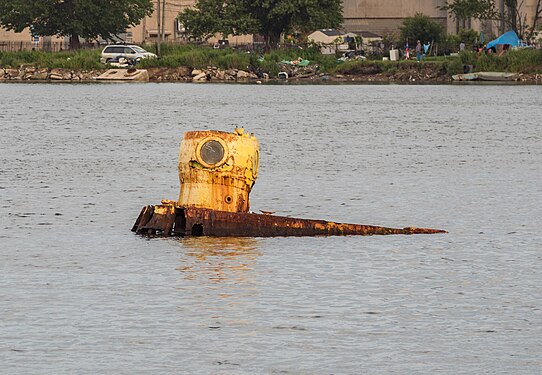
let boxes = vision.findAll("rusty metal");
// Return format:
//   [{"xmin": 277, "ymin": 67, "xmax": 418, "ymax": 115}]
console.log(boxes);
[
  {"xmin": 132, "ymin": 205, "xmax": 447, "ymax": 237},
  {"xmin": 177, "ymin": 128, "xmax": 259, "ymax": 213},
  {"xmin": 132, "ymin": 128, "xmax": 447, "ymax": 237}
]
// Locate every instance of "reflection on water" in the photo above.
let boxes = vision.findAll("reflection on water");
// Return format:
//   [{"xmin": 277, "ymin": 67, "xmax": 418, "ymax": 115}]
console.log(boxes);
[{"xmin": 176, "ymin": 237, "xmax": 262, "ymax": 285}]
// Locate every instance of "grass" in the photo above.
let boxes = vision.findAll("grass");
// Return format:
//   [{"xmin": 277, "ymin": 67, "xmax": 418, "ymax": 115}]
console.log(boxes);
[
  {"xmin": 2, "ymin": 44, "xmax": 542, "ymax": 77},
  {"xmin": 333, "ymin": 59, "xmax": 450, "ymax": 77},
  {"xmin": 0, "ymin": 49, "xmax": 102, "ymax": 70},
  {"xmin": 451, "ymin": 49, "xmax": 542, "ymax": 74}
]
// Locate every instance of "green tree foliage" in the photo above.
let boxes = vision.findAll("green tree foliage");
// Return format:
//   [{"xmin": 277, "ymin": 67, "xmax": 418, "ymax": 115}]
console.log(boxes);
[
  {"xmin": 399, "ymin": 13, "xmax": 445, "ymax": 45},
  {"xmin": 178, "ymin": 0, "xmax": 343, "ymax": 49},
  {"xmin": 438, "ymin": 0, "xmax": 498, "ymax": 22},
  {"xmin": 0, "ymin": 0, "xmax": 153, "ymax": 49}
]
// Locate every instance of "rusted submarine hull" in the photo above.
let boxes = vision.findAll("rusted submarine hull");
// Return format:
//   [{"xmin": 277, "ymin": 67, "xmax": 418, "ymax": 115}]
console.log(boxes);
[{"xmin": 132, "ymin": 205, "xmax": 447, "ymax": 237}]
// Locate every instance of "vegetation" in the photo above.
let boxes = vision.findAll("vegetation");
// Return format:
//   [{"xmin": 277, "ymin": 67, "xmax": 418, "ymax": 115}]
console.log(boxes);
[
  {"xmin": 455, "ymin": 48, "xmax": 542, "ymax": 73},
  {"xmin": 137, "ymin": 44, "xmax": 338, "ymax": 75},
  {"xmin": 439, "ymin": 0, "xmax": 498, "ymax": 24},
  {"xmin": 0, "ymin": 49, "xmax": 102, "ymax": 69},
  {"xmin": 440, "ymin": 0, "xmax": 542, "ymax": 40},
  {"xmin": 399, "ymin": 13, "xmax": 445, "ymax": 45},
  {"xmin": 0, "ymin": 0, "xmax": 153, "ymax": 49},
  {"xmin": 2, "ymin": 44, "xmax": 542, "ymax": 79},
  {"xmin": 178, "ymin": 0, "xmax": 343, "ymax": 49}
]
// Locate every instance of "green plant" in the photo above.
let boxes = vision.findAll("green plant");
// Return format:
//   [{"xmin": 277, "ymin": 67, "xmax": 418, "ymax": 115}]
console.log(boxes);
[{"xmin": 445, "ymin": 58, "xmax": 464, "ymax": 75}]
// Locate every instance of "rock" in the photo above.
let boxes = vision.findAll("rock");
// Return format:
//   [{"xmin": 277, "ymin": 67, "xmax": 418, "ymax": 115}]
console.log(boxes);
[
  {"xmin": 50, "ymin": 73, "xmax": 64, "ymax": 80},
  {"xmin": 30, "ymin": 71, "xmax": 48, "ymax": 80},
  {"xmin": 192, "ymin": 72, "xmax": 207, "ymax": 81},
  {"xmin": 191, "ymin": 69, "xmax": 202, "ymax": 76},
  {"xmin": 176, "ymin": 66, "xmax": 191, "ymax": 77},
  {"xmin": 6, "ymin": 69, "xmax": 19, "ymax": 79},
  {"xmin": 236, "ymin": 70, "xmax": 250, "ymax": 79},
  {"xmin": 215, "ymin": 70, "xmax": 226, "ymax": 80}
]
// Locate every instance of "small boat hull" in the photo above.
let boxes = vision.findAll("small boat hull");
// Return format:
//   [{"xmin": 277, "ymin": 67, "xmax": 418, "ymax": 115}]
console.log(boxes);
[
  {"xmin": 452, "ymin": 72, "xmax": 519, "ymax": 81},
  {"xmin": 476, "ymin": 72, "xmax": 519, "ymax": 81},
  {"xmin": 96, "ymin": 69, "xmax": 149, "ymax": 82}
]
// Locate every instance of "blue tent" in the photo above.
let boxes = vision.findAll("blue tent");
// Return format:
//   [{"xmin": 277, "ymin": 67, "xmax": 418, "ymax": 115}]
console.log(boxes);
[{"xmin": 486, "ymin": 31, "xmax": 520, "ymax": 49}]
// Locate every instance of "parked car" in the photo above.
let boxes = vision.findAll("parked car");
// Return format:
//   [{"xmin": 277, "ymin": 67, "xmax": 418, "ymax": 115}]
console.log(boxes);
[{"xmin": 100, "ymin": 45, "xmax": 157, "ymax": 64}]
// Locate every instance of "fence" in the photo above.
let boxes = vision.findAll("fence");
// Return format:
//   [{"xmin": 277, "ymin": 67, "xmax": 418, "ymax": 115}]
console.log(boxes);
[{"xmin": 0, "ymin": 41, "xmax": 70, "ymax": 52}]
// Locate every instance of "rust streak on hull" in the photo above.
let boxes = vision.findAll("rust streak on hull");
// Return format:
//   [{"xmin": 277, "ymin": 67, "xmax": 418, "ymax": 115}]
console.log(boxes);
[{"xmin": 132, "ymin": 205, "xmax": 447, "ymax": 237}]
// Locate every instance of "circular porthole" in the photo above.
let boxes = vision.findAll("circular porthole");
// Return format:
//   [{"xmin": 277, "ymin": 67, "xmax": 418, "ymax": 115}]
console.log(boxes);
[{"xmin": 196, "ymin": 138, "xmax": 228, "ymax": 168}]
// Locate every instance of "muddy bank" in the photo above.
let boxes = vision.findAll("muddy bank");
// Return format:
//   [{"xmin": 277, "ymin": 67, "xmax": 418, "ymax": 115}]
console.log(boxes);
[{"xmin": 1, "ymin": 64, "xmax": 541, "ymax": 83}]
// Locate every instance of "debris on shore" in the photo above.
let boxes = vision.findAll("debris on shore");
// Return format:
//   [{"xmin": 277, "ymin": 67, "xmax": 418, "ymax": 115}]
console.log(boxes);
[{"xmin": 1, "ymin": 64, "xmax": 540, "ymax": 84}]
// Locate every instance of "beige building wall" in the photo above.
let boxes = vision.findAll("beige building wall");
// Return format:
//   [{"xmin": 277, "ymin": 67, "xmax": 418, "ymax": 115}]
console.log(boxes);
[
  {"xmin": 342, "ymin": 0, "xmax": 541, "ymax": 37},
  {"xmin": 342, "ymin": 0, "xmax": 449, "ymax": 35},
  {"xmin": 128, "ymin": 0, "xmax": 252, "ymax": 45},
  {"xmin": 0, "ymin": 27, "xmax": 65, "ymax": 51},
  {"xmin": 129, "ymin": 0, "xmax": 191, "ymax": 43},
  {"xmin": 2, "ymin": 0, "xmax": 541, "ymax": 46},
  {"xmin": 0, "ymin": 28, "xmax": 31, "ymax": 42}
]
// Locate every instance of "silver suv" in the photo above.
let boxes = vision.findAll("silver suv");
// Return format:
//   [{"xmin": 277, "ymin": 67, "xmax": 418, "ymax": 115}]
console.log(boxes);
[{"xmin": 100, "ymin": 45, "xmax": 157, "ymax": 64}]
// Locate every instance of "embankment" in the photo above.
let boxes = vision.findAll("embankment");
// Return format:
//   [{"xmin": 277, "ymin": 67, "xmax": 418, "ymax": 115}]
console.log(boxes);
[{"xmin": 1, "ymin": 63, "xmax": 541, "ymax": 83}]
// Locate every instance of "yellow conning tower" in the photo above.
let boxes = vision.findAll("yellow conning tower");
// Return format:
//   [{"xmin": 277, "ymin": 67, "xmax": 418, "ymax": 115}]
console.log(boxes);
[{"xmin": 177, "ymin": 128, "xmax": 260, "ymax": 213}]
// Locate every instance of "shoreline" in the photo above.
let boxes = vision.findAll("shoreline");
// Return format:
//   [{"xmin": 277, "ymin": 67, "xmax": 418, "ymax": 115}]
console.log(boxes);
[{"xmin": 2, "ymin": 66, "xmax": 542, "ymax": 84}]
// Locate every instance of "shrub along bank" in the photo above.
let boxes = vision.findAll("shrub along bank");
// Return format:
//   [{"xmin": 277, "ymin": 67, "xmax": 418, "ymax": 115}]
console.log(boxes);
[{"xmin": 1, "ymin": 45, "xmax": 542, "ymax": 82}]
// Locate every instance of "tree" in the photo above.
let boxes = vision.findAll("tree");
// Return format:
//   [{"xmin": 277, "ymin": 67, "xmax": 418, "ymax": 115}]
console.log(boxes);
[
  {"xmin": 439, "ymin": 0, "xmax": 498, "ymax": 33},
  {"xmin": 178, "ymin": 0, "xmax": 343, "ymax": 49},
  {"xmin": 503, "ymin": 0, "xmax": 542, "ymax": 39},
  {"xmin": 0, "ymin": 0, "xmax": 153, "ymax": 49},
  {"xmin": 530, "ymin": 0, "xmax": 542, "ymax": 40},
  {"xmin": 439, "ymin": 0, "xmax": 498, "ymax": 23},
  {"xmin": 440, "ymin": 0, "xmax": 542, "ymax": 40},
  {"xmin": 399, "ymin": 13, "xmax": 445, "ymax": 45}
]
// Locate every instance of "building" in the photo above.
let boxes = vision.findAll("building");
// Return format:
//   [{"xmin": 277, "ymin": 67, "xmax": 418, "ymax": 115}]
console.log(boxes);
[
  {"xmin": 0, "ymin": 28, "xmax": 65, "ymax": 52},
  {"xmin": 307, "ymin": 29, "xmax": 383, "ymax": 54},
  {"xmin": 308, "ymin": 29, "xmax": 350, "ymax": 54},
  {"xmin": 342, "ymin": 0, "xmax": 542, "ymax": 38},
  {"xmin": 2, "ymin": 0, "xmax": 541, "ymax": 50},
  {"xmin": 342, "ymin": 0, "xmax": 449, "ymax": 36},
  {"xmin": 127, "ymin": 0, "xmax": 251, "ymax": 45}
]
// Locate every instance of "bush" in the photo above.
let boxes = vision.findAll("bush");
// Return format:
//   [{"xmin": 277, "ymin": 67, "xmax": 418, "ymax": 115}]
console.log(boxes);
[
  {"xmin": 2, "ymin": 42, "xmax": 542, "ymax": 76},
  {"xmin": 0, "ymin": 49, "xmax": 102, "ymax": 69},
  {"xmin": 445, "ymin": 57, "xmax": 464, "ymax": 75},
  {"xmin": 334, "ymin": 60, "xmax": 384, "ymax": 75},
  {"xmin": 457, "ymin": 48, "xmax": 542, "ymax": 73}
]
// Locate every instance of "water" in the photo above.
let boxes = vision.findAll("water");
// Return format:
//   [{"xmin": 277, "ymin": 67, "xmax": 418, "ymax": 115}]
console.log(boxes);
[{"xmin": 1, "ymin": 82, "xmax": 541, "ymax": 374}]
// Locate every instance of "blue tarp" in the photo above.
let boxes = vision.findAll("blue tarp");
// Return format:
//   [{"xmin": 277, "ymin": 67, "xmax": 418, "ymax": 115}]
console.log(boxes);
[{"xmin": 486, "ymin": 31, "xmax": 520, "ymax": 49}]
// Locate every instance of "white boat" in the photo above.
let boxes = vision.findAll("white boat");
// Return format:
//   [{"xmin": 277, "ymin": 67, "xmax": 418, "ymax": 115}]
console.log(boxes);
[
  {"xmin": 475, "ymin": 72, "xmax": 519, "ymax": 81},
  {"xmin": 452, "ymin": 72, "xmax": 519, "ymax": 82}
]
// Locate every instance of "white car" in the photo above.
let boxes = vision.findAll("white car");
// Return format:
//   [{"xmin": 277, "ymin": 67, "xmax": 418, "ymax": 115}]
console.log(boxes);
[{"xmin": 100, "ymin": 45, "xmax": 157, "ymax": 64}]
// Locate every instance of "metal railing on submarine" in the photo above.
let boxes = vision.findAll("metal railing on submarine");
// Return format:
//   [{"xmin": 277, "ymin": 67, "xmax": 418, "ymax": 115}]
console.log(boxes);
[{"xmin": 132, "ymin": 128, "xmax": 446, "ymax": 237}]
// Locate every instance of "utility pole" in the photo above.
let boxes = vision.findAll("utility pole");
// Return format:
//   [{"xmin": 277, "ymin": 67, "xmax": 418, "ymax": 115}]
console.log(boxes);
[
  {"xmin": 156, "ymin": 0, "xmax": 161, "ymax": 56},
  {"xmin": 162, "ymin": 0, "xmax": 166, "ymax": 42},
  {"xmin": 500, "ymin": 0, "xmax": 505, "ymax": 34}
]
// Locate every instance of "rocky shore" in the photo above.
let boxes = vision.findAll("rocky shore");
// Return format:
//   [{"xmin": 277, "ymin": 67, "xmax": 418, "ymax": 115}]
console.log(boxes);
[{"xmin": 1, "ymin": 64, "xmax": 541, "ymax": 83}]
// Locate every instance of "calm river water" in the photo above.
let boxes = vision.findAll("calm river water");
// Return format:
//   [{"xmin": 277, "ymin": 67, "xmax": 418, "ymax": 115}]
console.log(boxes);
[{"xmin": 1, "ymin": 82, "xmax": 541, "ymax": 374}]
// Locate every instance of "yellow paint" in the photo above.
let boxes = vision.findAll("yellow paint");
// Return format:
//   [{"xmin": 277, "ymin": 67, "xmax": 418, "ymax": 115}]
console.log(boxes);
[{"xmin": 178, "ymin": 128, "xmax": 260, "ymax": 213}]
